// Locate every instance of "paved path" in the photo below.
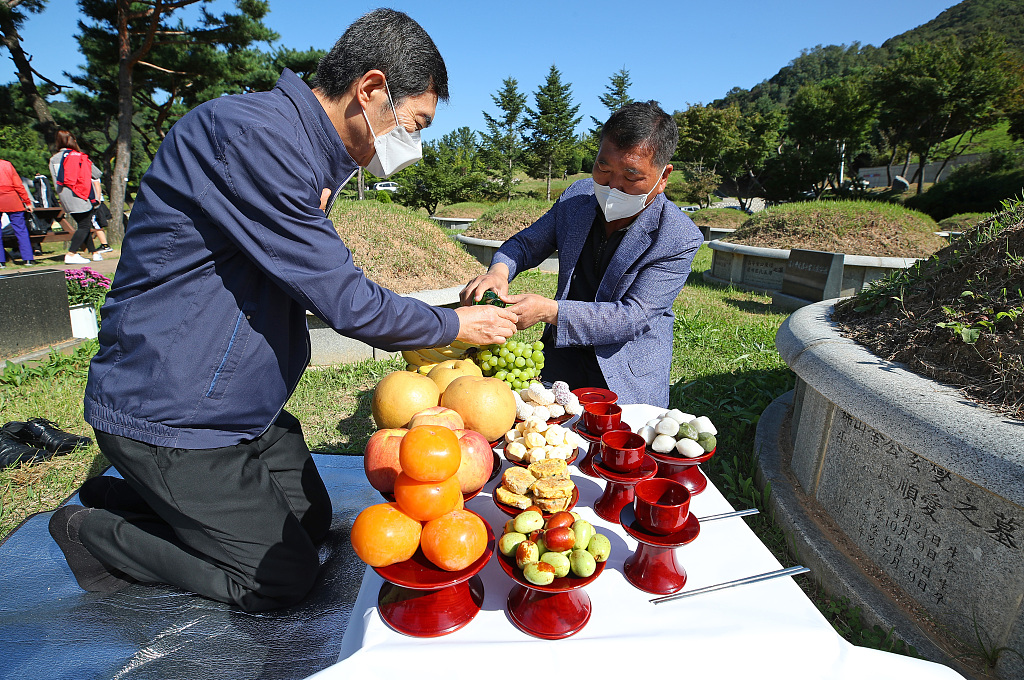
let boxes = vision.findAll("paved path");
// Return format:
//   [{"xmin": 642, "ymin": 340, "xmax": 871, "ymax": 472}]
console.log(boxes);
[{"xmin": 4, "ymin": 250, "xmax": 121, "ymax": 278}]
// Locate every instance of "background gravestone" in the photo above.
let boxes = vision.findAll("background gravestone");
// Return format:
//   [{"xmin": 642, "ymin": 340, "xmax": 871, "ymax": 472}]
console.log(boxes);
[{"xmin": 0, "ymin": 270, "xmax": 72, "ymax": 360}]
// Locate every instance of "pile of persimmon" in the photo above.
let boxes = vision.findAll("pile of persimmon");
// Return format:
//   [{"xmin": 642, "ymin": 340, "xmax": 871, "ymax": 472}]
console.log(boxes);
[{"xmin": 351, "ymin": 424, "xmax": 488, "ymax": 571}]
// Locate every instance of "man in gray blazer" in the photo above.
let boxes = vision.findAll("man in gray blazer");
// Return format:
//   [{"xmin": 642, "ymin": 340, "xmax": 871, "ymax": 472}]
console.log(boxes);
[{"xmin": 461, "ymin": 101, "xmax": 702, "ymax": 408}]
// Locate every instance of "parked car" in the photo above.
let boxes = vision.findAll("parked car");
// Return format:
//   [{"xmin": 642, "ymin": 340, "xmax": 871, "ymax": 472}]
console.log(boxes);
[
  {"xmin": 680, "ymin": 205, "xmax": 700, "ymax": 213},
  {"xmin": 373, "ymin": 181, "xmax": 399, "ymax": 193}
]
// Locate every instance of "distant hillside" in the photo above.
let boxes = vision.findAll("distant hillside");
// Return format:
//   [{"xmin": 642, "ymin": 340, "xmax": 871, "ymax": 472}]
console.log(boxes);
[
  {"xmin": 712, "ymin": 0, "xmax": 1023, "ymax": 112},
  {"xmin": 883, "ymin": 0, "xmax": 1024, "ymax": 57}
]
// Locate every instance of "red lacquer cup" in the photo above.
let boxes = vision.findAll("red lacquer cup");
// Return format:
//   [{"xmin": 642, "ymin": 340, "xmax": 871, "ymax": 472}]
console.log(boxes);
[
  {"xmin": 583, "ymin": 402, "xmax": 622, "ymax": 435},
  {"xmin": 633, "ymin": 478, "xmax": 691, "ymax": 535},
  {"xmin": 600, "ymin": 430, "xmax": 646, "ymax": 473}
]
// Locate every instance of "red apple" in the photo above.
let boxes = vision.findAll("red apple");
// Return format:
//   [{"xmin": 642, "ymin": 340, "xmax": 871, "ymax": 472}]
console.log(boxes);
[
  {"xmin": 409, "ymin": 406, "xmax": 465, "ymax": 430},
  {"xmin": 363, "ymin": 428, "xmax": 408, "ymax": 493},
  {"xmin": 453, "ymin": 428, "xmax": 494, "ymax": 494}
]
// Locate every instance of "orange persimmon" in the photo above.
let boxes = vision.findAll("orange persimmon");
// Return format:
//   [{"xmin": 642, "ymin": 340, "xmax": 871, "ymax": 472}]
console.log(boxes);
[
  {"xmin": 420, "ymin": 509, "xmax": 488, "ymax": 571},
  {"xmin": 399, "ymin": 425, "xmax": 462, "ymax": 482},
  {"xmin": 393, "ymin": 472, "xmax": 462, "ymax": 522},
  {"xmin": 350, "ymin": 502, "xmax": 422, "ymax": 568}
]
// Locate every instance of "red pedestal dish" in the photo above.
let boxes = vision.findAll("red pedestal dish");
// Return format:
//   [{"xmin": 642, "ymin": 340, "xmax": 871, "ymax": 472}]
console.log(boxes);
[
  {"xmin": 496, "ymin": 547, "xmax": 607, "ymax": 639},
  {"xmin": 592, "ymin": 454, "xmax": 657, "ymax": 523},
  {"xmin": 374, "ymin": 511, "xmax": 495, "ymax": 637},
  {"xmin": 494, "ymin": 486, "xmax": 579, "ymax": 518},
  {"xmin": 570, "ymin": 387, "xmax": 618, "ymax": 406},
  {"xmin": 619, "ymin": 503, "xmax": 700, "ymax": 595},
  {"xmin": 645, "ymin": 446, "xmax": 717, "ymax": 496},
  {"xmin": 572, "ymin": 421, "xmax": 629, "ymax": 478}
]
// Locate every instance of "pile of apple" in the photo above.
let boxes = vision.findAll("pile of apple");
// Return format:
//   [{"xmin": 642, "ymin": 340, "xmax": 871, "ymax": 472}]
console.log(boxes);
[
  {"xmin": 352, "ymin": 423, "xmax": 487, "ymax": 571},
  {"xmin": 498, "ymin": 509, "xmax": 611, "ymax": 585}
]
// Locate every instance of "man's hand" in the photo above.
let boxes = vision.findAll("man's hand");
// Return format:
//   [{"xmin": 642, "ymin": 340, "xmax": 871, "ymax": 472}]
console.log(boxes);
[
  {"xmin": 504, "ymin": 293, "xmax": 557, "ymax": 331},
  {"xmin": 24, "ymin": 204, "xmax": 33, "ymax": 213},
  {"xmin": 454, "ymin": 304, "xmax": 519, "ymax": 346},
  {"xmin": 460, "ymin": 263, "xmax": 511, "ymax": 306}
]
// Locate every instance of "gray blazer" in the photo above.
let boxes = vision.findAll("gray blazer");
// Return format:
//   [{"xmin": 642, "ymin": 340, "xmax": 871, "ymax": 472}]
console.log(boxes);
[{"xmin": 493, "ymin": 178, "xmax": 702, "ymax": 407}]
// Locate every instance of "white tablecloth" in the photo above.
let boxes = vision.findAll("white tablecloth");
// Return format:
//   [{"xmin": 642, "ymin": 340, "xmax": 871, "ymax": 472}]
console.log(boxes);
[{"xmin": 309, "ymin": 405, "xmax": 964, "ymax": 680}]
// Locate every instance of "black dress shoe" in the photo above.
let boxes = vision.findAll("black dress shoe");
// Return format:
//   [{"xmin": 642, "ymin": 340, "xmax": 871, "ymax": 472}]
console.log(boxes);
[
  {"xmin": 2, "ymin": 418, "xmax": 92, "ymax": 454},
  {"xmin": 0, "ymin": 432, "xmax": 50, "ymax": 468}
]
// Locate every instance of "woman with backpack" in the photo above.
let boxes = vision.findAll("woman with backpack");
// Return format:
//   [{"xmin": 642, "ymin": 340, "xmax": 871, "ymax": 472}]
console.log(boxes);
[{"xmin": 49, "ymin": 130, "xmax": 103, "ymax": 264}]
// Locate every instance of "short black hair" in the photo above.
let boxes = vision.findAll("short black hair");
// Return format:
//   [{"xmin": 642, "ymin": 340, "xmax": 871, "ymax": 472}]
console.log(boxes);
[
  {"xmin": 313, "ymin": 8, "xmax": 449, "ymax": 107},
  {"xmin": 599, "ymin": 101, "xmax": 678, "ymax": 167}
]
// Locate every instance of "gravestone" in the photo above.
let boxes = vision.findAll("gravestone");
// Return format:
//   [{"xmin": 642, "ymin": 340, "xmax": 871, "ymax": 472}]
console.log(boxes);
[
  {"xmin": 0, "ymin": 269, "xmax": 72, "ymax": 359},
  {"xmin": 742, "ymin": 256, "xmax": 785, "ymax": 289},
  {"xmin": 778, "ymin": 249, "xmax": 844, "ymax": 304},
  {"xmin": 892, "ymin": 176, "xmax": 910, "ymax": 193}
]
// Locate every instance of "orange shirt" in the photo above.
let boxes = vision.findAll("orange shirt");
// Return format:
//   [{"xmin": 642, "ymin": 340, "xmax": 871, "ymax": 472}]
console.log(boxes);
[{"xmin": 0, "ymin": 159, "xmax": 32, "ymax": 213}]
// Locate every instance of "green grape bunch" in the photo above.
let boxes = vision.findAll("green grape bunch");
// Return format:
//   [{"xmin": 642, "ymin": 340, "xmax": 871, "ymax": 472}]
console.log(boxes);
[{"xmin": 477, "ymin": 338, "xmax": 545, "ymax": 390}]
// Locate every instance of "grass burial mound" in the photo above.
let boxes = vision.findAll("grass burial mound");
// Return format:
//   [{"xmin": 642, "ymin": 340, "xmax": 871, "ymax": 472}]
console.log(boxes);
[
  {"xmin": 723, "ymin": 200, "xmax": 944, "ymax": 258},
  {"xmin": 937, "ymin": 212, "xmax": 990, "ymax": 232},
  {"xmin": 833, "ymin": 199, "xmax": 1024, "ymax": 421},
  {"xmin": 432, "ymin": 202, "xmax": 490, "ymax": 219},
  {"xmin": 462, "ymin": 199, "xmax": 552, "ymax": 241},
  {"xmin": 331, "ymin": 201, "xmax": 484, "ymax": 294},
  {"xmin": 689, "ymin": 207, "xmax": 749, "ymax": 229}
]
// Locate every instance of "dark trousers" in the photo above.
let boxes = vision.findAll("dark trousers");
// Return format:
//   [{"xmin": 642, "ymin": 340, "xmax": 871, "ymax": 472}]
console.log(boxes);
[
  {"xmin": 78, "ymin": 411, "xmax": 333, "ymax": 612},
  {"xmin": 1, "ymin": 211, "xmax": 34, "ymax": 262},
  {"xmin": 69, "ymin": 209, "xmax": 97, "ymax": 253}
]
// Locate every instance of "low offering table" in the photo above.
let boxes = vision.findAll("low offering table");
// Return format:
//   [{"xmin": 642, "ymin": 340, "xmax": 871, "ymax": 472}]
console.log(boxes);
[{"xmin": 310, "ymin": 405, "xmax": 964, "ymax": 680}]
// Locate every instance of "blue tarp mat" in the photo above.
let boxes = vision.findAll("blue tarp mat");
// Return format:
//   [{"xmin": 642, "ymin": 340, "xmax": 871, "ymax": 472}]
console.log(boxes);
[{"xmin": 0, "ymin": 454, "xmax": 378, "ymax": 680}]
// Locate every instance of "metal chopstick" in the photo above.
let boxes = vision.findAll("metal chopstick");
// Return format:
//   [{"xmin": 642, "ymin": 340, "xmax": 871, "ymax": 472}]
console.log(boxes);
[
  {"xmin": 696, "ymin": 508, "xmax": 760, "ymax": 522},
  {"xmin": 650, "ymin": 566, "xmax": 810, "ymax": 605}
]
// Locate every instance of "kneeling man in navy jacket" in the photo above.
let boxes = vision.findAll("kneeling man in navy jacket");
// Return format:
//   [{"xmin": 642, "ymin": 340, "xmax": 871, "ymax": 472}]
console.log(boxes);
[
  {"xmin": 49, "ymin": 9, "xmax": 516, "ymax": 611},
  {"xmin": 461, "ymin": 102, "xmax": 702, "ymax": 408}
]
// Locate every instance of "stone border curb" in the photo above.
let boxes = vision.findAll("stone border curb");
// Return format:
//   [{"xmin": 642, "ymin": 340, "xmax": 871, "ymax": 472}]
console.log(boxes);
[
  {"xmin": 708, "ymin": 240, "xmax": 921, "ymax": 269},
  {"xmin": 755, "ymin": 391, "xmax": 973, "ymax": 677},
  {"xmin": 454, "ymin": 234, "xmax": 559, "ymax": 273},
  {"xmin": 778, "ymin": 300, "xmax": 1024, "ymax": 509}
]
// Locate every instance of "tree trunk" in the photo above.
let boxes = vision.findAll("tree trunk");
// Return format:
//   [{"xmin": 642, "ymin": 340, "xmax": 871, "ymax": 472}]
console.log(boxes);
[
  {"xmin": 838, "ymin": 140, "xmax": 846, "ymax": 188},
  {"xmin": 357, "ymin": 167, "xmax": 365, "ymax": 200},
  {"xmin": 0, "ymin": 8, "xmax": 58, "ymax": 151},
  {"xmin": 916, "ymin": 152, "xmax": 927, "ymax": 195},
  {"xmin": 900, "ymin": 150, "xmax": 912, "ymax": 180},
  {"xmin": 545, "ymin": 157, "xmax": 552, "ymax": 201},
  {"xmin": 108, "ymin": 0, "xmax": 134, "ymax": 243},
  {"xmin": 507, "ymin": 157, "xmax": 513, "ymax": 203}
]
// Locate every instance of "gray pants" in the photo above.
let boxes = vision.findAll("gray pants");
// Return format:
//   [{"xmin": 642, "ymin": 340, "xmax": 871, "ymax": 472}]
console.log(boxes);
[{"xmin": 79, "ymin": 411, "xmax": 332, "ymax": 611}]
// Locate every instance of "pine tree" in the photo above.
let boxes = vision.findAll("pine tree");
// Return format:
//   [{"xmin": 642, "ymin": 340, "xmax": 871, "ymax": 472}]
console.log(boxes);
[
  {"xmin": 590, "ymin": 67, "xmax": 633, "ymax": 132},
  {"xmin": 525, "ymin": 65, "xmax": 582, "ymax": 201},
  {"xmin": 72, "ymin": 0, "xmax": 278, "ymax": 240},
  {"xmin": 0, "ymin": 0, "xmax": 61, "ymax": 150},
  {"xmin": 480, "ymin": 77, "xmax": 527, "ymax": 202}
]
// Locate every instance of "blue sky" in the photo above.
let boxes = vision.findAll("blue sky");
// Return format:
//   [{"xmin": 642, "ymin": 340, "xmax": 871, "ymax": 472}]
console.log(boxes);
[{"xmin": 7, "ymin": 0, "xmax": 958, "ymax": 143}]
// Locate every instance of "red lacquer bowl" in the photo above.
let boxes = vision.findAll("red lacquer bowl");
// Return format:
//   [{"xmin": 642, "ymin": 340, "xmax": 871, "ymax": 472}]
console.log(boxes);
[
  {"xmin": 372, "ymin": 510, "xmax": 495, "ymax": 637},
  {"xmin": 494, "ymin": 486, "xmax": 579, "ymax": 518},
  {"xmin": 496, "ymin": 548, "xmax": 607, "ymax": 639}
]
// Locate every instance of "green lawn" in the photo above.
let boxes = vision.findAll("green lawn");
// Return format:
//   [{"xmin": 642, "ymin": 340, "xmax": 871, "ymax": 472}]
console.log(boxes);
[{"xmin": 0, "ymin": 245, "xmax": 915, "ymax": 656}]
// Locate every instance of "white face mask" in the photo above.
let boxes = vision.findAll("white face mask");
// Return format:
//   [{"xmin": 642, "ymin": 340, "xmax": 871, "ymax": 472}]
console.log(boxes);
[
  {"xmin": 362, "ymin": 80, "xmax": 422, "ymax": 178},
  {"xmin": 593, "ymin": 167, "xmax": 666, "ymax": 221}
]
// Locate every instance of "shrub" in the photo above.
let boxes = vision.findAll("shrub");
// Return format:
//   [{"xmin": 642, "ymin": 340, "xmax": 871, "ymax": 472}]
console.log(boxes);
[
  {"xmin": 462, "ymin": 199, "xmax": 552, "ymax": 241},
  {"xmin": 903, "ymin": 152, "xmax": 1024, "ymax": 220},
  {"xmin": 723, "ymin": 200, "xmax": 943, "ymax": 257},
  {"xmin": 375, "ymin": 190, "xmax": 393, "ymax": 203}
]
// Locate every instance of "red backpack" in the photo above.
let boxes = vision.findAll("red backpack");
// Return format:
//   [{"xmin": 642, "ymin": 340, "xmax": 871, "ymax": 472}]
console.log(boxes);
[{"xmin": 56, "ymin": 150, "xmax": 97, "ymax": 203}]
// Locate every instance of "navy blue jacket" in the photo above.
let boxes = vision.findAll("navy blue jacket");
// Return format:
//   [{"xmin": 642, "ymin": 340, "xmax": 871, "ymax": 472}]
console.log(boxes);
[{"xmin": 84, "ymin": 70, "xmax": 458, "ymax": 448}]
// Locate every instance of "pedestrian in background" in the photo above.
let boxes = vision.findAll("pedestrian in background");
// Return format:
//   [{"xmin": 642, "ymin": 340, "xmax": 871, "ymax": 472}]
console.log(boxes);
[
  {"xmin": 49, "ymin": 130, "xmax": 103, "ymax": 264},
  {"xmin": 0, "ymin": 157, "xmax": 37, "ymax": 268}
]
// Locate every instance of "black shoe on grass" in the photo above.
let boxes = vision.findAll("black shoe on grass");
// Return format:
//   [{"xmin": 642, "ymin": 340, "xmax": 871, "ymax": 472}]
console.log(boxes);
[
  {"xmin": 0, "ymin": 431, "xmax": 49, "ymax": 468},
  {"xmin": 48, "ymin": 505, "xmax": 134, "ymax": 593},
  {"xmin": 3, "ymin": 418, "xmax": 92, "ymax": 454}
]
